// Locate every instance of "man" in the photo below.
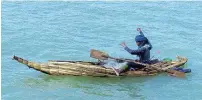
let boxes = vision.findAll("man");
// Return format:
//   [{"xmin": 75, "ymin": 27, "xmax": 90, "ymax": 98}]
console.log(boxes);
[{"xmin": 113, "ymin": 28, "xmax": 152, "ymax": 76}]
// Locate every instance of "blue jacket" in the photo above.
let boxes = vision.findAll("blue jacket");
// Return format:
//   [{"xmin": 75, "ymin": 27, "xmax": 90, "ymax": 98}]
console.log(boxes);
[{"xmin": 124, "ymin": 31, "xmax": 152, "ymax": 62}]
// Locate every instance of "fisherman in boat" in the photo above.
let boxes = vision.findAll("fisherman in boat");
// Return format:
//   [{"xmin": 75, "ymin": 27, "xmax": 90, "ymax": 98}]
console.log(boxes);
[{"xmin": 113, "ymin": 28, "xmax": 153, "ymax": 76}]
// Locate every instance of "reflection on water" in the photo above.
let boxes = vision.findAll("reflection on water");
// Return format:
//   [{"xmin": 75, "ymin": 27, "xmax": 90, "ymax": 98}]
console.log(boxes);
[{"xmin": 22, "ymin": 74, "xmax": 155, "ymax": 99}]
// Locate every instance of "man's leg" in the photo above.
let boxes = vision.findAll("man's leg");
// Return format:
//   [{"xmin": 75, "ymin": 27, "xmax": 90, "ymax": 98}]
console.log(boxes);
[
  {"xmin": 127, "ymin": 62, "xmax": 145, "ymax": 70},
  {"xmin": 112, "ymin": 62, "xmax": 146, "ymax": 76}
]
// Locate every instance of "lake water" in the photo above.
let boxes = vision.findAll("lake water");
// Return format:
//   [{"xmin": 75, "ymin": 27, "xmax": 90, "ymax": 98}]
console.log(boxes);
[{"xmin": 2, "ymin": 1, "xmax": 202, "ymax": 100}]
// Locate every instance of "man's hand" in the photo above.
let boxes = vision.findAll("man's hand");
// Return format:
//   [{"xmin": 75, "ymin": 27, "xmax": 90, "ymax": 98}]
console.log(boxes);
[
  {"xmin": 137, "ymin": 28, "xmax": 142, "ymax": 32},
  {"xmin": 120, "ymin": 42, "xmax": 127, "ymax": 48}
]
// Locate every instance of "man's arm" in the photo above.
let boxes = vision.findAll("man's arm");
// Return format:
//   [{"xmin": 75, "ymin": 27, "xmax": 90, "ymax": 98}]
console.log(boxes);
[
  {"xmin": 120, "ymin": 42, "xmax": 142, "ymax": 55},
  {"xmin": 137, "ymin": 28, "xmax": 145, "ymax": 36},
  {"xmin": 124, "ymin": 46, "xmax": 144, "ymax": 55},
  {"xmin": 137, "ymin": 28, "xmax": 152, "ymax": 50}
]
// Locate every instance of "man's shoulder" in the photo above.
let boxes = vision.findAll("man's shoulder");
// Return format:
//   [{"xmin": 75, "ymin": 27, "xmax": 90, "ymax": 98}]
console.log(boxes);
[{"xmin": 142, "ymin": 44, "xmax": 151, "ymax": 49}]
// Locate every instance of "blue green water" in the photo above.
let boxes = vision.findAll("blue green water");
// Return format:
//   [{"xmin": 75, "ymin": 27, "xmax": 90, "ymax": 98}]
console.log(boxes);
[{"xmin": 2, "ymin": 1, "xmax": 202, "ymax": 100}]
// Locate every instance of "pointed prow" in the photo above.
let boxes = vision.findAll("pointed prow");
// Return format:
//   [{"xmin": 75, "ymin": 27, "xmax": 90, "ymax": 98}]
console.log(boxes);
[
  {"xmin": 12, "ymin": 55, "xmax": 49, "ymax": 74},
  {"xmin": 13, "ymin": 55, "xmax": 29, "ymax": 65}
]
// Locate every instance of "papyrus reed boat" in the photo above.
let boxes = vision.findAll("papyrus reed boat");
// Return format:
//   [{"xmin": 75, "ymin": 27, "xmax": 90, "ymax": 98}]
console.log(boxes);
[{"xmin": 12, "ymin": 55, "xmax": 187, "ymax": 77}]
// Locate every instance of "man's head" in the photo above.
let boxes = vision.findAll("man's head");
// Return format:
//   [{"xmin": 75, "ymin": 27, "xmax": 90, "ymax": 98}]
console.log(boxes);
[{"xmin": 135, "ymin": 35, "xmax": 147, "ymax": 46}]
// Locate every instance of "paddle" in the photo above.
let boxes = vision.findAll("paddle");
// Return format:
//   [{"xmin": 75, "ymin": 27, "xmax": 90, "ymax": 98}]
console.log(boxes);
[{"xmin": 90, "ymin": 49, "xmax": 185, "ymax": 77}]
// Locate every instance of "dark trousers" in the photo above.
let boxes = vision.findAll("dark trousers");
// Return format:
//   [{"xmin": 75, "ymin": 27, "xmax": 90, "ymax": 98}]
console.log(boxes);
[
  {"xmin": 127, "ymin": 62, "xmax": 146, "ymax": 69},
  {"xmin": 119, "ymin": 59, "xmax": 159, "ymax": 73}
]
